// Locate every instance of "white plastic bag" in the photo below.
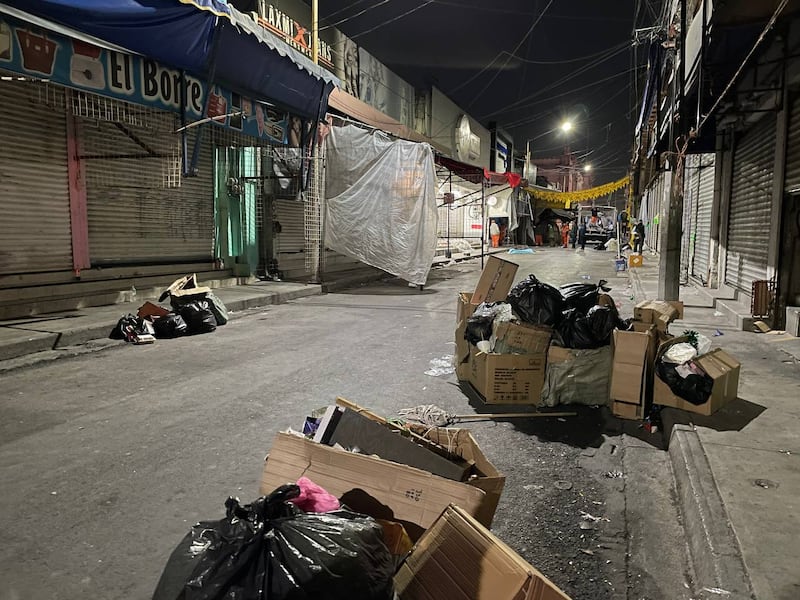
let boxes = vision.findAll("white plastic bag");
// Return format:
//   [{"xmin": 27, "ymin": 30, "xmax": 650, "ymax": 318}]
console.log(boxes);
[{"xmin": 662, "ymin": 342, "xmax": 697, "ymax": 364}]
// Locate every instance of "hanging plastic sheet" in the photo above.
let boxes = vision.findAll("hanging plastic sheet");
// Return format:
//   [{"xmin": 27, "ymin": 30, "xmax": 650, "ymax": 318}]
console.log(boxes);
[{"xmin": 325, "ymin": 124, "xmax": 438, "ymax": 286}]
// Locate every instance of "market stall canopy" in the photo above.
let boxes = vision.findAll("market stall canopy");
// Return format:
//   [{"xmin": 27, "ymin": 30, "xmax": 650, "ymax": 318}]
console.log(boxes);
[
  {"xmin": 0, "ymin": 0, "xmax": 338, "ymax": 118},
  {"xmin": 525, "ymin": 175, "xmax": 631, "ymax": 208},
  {"xmin": 435, "ymin": 155, "xmax": 524, "ymax": 188}
]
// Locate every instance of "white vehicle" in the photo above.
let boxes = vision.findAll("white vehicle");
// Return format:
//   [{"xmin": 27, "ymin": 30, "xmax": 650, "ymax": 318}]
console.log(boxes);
[{"xmin": 575, "ymin": 204, "xmax": 617, "ymax": 243}]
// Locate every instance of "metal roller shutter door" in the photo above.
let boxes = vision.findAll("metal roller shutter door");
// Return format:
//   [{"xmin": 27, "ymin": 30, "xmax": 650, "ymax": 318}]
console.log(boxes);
[
  {"xmin": 274, "ymin": 199, "xmax": 305, "ymax": 253},
  {"xmin": 0, "ymin": 80, "xmax": 72, "ymax": 275},
  {"xmin": 681, "ymin": 155, "xmax": 700, "ymax": 277},
  {"xmin": 784, "ymin": 94, "xmax": 800, "ymax": 193},
  {"xmin": 726, "ymin": 116, "xmax": 774, "ymax": 291},
  {"xmin": 692, "ymin": 154, "xmax": 714, "ymax": 282},
  {"xmin": 82, "ymin": 111, "xmax": 214, "ymax": 265}
]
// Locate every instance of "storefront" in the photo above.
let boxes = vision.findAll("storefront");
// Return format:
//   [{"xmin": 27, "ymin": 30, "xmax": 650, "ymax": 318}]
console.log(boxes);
[
  {"xmin": 725, "ymin": 114, "xmax": 775, "ymax": 293},
  {"xmin": 0, "ymin": 1, "xmax": 336, "ymax": 298}
]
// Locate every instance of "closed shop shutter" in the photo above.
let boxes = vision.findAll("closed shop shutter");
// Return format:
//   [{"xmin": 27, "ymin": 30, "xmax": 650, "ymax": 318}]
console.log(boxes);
[
  {"xmin": 726, "ymin": 115, "xmax": 774, "ymax": 291},
  {"xmin": 81, "ymin": 108, "xmax": 214, "ymax": 265},
  {"xmin": 681, "ymin": 155, "xmax": 700, "ymax": 277},
  {"xmin": 692, "ymin": 154, "xmax": 714, "ymax": 282},
  {"xmin": 784, "ymin": 94, "xmax": 800, "ymax": 193},
  {"xmin": 0, "ymin": 80, "xmax": 72, "ymax": 275},
  {"xmin": 274, "ymin": 199, "xmax": 305, "ymax": 253}
]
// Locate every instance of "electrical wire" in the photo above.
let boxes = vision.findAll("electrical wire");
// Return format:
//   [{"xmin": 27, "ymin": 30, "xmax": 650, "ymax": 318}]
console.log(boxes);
[
  {"xmin": 504, "ymin": 40, "xmax": 629, "ymax": 65},
  {"xmin": 466, "ymin": 0, "xmax": 556, "ymax": 107},
  {"xmin": 319, "ymin": 0, "xmax": 392, "ymax": 31},
  {"xmin": 350, "ymin": 0, "xmax": 435, "ymax": 40}
]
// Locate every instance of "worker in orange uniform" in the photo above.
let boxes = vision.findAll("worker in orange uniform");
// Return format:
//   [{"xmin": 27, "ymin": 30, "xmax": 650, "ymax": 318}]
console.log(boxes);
[
  {"xmin": 489, "ymin": 219, "xmax": 501, "ymax": 247},
  {"xmin": 561, "ymin": 221, "xmax": 571, "ymax": 248}
]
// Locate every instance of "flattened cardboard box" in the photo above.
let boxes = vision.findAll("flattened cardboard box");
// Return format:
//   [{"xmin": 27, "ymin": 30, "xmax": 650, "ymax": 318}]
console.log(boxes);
[
  {"xmin": 610, "ymin": 326, "xmax": 657, "ymax": 406},
  {"xmin": 395, "ymin": 505, "xmax": 571, "ymax": 600},
  {"xmin": 653, "ymin": 348, "xmax": 740, "ymax": 416},
  {"xmin": 468, "ymin": 348, "xmax": 546, "ymax": 405},
  {"xmin": 471, "ymin": 256, "xmax": 518, "ymax": 305},
  {"xmin": 260, "ymin": 432, "xmax": 503, "ymax": 540},
  {"xmin": 455, "ymin": 292, "xmax": 478, "ymax": 380}
]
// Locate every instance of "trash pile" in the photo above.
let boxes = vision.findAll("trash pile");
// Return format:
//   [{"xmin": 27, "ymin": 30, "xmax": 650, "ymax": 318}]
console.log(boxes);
[
  {"xmin": 152, "ymin": 397, "xmax": 571, "ymax": 600},
  {"xmin": 109, "ymin": 274, "xmax": 227, "ymax": 345},
  {"xmin": 455, "ymin": 257, "xmax": 740, "ymax": 421}
]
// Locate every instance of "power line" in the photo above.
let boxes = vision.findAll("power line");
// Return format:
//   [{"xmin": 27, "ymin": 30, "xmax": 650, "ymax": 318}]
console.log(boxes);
[
  {"xmin": 466, "ymin": 0, "xmax": 556, "ymax": 108},
  {"xmin": 350, "ymin": 1, "xmax": 436, "ymax": 40},
  {"xmin": 319, "ymin": 0, "xmax": 392, "ymax": 31}
]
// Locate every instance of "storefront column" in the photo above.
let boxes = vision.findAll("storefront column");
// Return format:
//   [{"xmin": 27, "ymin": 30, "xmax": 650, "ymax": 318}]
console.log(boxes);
[{"xmin": 65, "ymin": 92, "xmax": 90, "ymax": 274}]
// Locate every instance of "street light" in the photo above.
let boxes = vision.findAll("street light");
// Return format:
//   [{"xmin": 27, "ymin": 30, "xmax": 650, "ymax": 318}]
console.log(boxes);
[
  {"xmin": 525, "ymin": 120, "xmax": 576, "ymax": 181},
  {"xmin": 583, "ymin": 164, "xmax": 592, "ymax": 172},
  {"xmin": 560, "ymin": 120, "xmax": 573, "ymax": 133}
]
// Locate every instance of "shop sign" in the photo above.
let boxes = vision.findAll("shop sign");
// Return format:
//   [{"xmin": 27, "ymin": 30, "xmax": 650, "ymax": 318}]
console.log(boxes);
[
  {"xmin": 0, "ymin": 15, "xmax": 289, "ymax": 144},
  {"xmin": 262, "ymin": 4, "xmax": 334, "ymax": 69}
]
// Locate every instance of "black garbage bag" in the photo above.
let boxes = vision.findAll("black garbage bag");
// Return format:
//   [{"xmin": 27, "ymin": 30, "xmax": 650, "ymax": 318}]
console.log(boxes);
[
  {"xmin": 555, "ymin": 305, "xmax": 617, "ymax": 349},
  {"xmin": 507, "ymin": 275, "xmax": 563, "ymax": 326},
  {"xmin": 153, "ymin": 313, "xmax": 188, "ymax": 339},
  {"xmin": 152, "ymin": 485, "xmax": 395, "ymax": 600},
  {"xmin": 109, "ymin": 314, "xmax": 150, "ymax": 343},
  {"xmin": 205, "ymin": 292, "xmax": 229, "ymax": 326},
  {"xmin": 178, "ymin": 301, "xmax": 217, "ymax": 335},
  {"xmin": 655, "ymin": 360, "xmax": 714, "ymax": 405},
  {"xmin": 465, "ymin": 302, "xmax": 506, "ymax": 345},
  {"xmin": 559, "ymin": 280, "xmax": 611, "ymax": 314}
]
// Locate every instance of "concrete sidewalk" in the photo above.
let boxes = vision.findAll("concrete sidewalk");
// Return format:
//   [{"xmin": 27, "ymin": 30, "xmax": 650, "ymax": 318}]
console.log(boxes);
[{"xmin": 629, "ymin": 256, "xmax": 800, "ymax": 600}]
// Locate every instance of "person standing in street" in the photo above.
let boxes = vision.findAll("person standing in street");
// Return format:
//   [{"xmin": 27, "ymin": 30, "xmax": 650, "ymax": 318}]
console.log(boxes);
[
  {"xmin": 489, "ymin": 219, "xmax": 501, "ymax": 248},
  {"xmin": 633, "ymin": 219, "xmax": 646, "ymax": 254},
  {"xmin": 569, "ymin": 221, "xmax": 577, "ymax": 249},
  {"xmin": 561, "ymin": 221, "xmax": 570, "ymax": 248},
  {"xmin": 577, "ymin": 219, "xmax": 587, "ymax": 252}
]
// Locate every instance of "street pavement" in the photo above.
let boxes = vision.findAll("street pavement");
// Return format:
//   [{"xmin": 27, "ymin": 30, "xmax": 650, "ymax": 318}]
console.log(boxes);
[{"xmin": 0, "ymin": 247, "xmax": 797, "ymax": 599}]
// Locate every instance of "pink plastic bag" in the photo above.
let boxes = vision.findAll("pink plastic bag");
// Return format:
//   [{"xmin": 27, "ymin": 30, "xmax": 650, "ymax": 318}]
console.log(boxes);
[{"xmin": 289, "ymin": 476, "xmax": 340, "ymax": 513}]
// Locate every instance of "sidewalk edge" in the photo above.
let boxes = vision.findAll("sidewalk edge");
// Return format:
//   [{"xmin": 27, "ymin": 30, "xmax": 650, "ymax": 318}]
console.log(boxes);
[{"xmin": 668, "ymin": 424, "xmax": 754, "ymax": 599}]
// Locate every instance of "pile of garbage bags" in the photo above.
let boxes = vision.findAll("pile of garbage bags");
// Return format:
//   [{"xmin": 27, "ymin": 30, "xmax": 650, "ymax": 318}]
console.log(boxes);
[
  {"xmin": 468, "ymin": 275, "xmax": 629, "ymax": 351},
  {"xmin": 153, "ymin": 483, "xmax": 395, "ymax": 600},
  {"xmin": 110, "ymin": 274, "xmax": 228, "ymax": 344}
]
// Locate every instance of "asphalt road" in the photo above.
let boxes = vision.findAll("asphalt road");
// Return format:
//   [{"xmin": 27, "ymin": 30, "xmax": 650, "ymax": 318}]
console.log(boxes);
[{"xmin": 0, "ymin": 248, "xmax": 692, "ymax": 600}]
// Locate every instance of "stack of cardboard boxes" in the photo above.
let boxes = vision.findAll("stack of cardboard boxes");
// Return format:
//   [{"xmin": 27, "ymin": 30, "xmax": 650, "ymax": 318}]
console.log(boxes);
[
  {"xmin": 456, "ymin": 259, "xmax": 741, "ymax": 418},
  {"xmin": 610, "ymin": 299, "xmax": 741, "ymax": 418},
  {"xmin": 455, "ymin": 257, "xmax": 552, "ymax": 405}
]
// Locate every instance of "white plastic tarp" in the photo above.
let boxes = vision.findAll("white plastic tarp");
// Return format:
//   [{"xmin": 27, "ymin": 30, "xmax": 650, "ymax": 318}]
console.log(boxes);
[{"xmin": 325, "ymin": 124, "xmax": 438, "ymax": 286}]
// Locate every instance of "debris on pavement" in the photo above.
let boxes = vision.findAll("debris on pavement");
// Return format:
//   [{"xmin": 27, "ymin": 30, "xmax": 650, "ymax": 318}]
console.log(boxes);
[{"xmin": 424, "ymin": 356, "xmax": 455, "ymax": 377}]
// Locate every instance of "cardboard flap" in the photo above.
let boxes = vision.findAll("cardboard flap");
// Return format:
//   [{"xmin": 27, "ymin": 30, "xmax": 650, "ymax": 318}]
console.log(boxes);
[
  {"xmin": 471, "ymin": 256, "xmax": 518, "ymax": 305},
  {"xmin": 395, "ymin": 505, "xmax": 570, "ymax": 600}
]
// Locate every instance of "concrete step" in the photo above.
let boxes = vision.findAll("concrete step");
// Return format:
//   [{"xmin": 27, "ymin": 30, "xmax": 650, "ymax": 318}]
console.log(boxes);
[
  {"xmin": 714, "ymin": 296, "xmax": 755, "ymax": 331},
  {"xmin": 0, "ymin": 270, "xmax": 249, "ymax": 320}
]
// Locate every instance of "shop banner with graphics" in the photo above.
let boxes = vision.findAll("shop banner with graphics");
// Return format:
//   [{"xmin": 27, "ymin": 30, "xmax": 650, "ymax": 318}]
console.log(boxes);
[{"xmin": 0, "ymin": 14, "xmax": 289, "ymax": 143}]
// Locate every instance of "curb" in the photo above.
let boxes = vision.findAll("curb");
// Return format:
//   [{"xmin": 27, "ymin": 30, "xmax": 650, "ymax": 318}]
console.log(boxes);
[
  {"xmin": 667, "ymin": 424, "xmax": 754, "ymax": 599},
  {"xmin": 0, "ymin": 286, "xmax": 324, "ymax": 369}
]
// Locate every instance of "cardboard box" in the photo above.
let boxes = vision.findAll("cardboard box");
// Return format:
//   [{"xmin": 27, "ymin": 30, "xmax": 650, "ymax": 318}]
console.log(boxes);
[
  {"xmin": 455, "ymin": 292, "xmax": 478, "ymax": 380},
  {"xmin": 471, "ymin": 256, "xmax": 518, "ymax": 305},
  {"xmin": 468, "ymin": 348, "xmax": 546, "ymax": 405},
  {"xmin": 653, "ymin": 348, "xmax": 741, "ymax": 416},
  {"xmin": 634, "ymin": 300, "xmax": 684, "ymax": 331},
  {"xmin": 612, "ymin": 400, "xmax": 643, "ymax": 420},
  {"xmin": 492, "ymin": 321, "xmax": 552, "ymax": 355},
  {"xmin": 395, "ymin": 505, "xmax": 570, "ymax": 600},
  {"xmin": 328, "ymin": 408, "xmax": 472, "ymax": 481},
  {"xmin": 260, "ymin": 430, "xmax": 504, "ymax": 540},
  {"xmin": 610, "ymin": 326, "xmax": 657, "ymax": 406}
]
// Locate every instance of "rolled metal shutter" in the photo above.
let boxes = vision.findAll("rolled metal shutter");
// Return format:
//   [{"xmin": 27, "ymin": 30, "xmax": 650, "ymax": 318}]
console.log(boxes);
[
  {"xmin": 82, "ymin": 110, "xmax": 214, "ymax": 265},
  {"xmin": 784, "ymin": 95, "xmax": 800, "ymax": 193},
  {"xmin": 692, "ymin": 154, "xmax": 714, "ymax": 282},
  {"xmin": 681, "ymin": 155, "xmax": 700, "ymax": 278},
  {"xmin": 0, "ymin": 80, "xmax": 72, "ymax": 275},
  {"xmin": 726, "ymin": 116, "xmax": 774, "ymax": 291},
  {"xmin": 274, "ymin": 199, "xmax": 305, "ymax": 254}
]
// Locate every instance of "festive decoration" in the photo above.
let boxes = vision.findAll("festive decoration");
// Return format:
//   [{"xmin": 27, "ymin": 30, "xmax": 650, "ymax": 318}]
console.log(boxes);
[{"xmin": 525, "ymin": 175, "xmax": 631, "ymax": 208}]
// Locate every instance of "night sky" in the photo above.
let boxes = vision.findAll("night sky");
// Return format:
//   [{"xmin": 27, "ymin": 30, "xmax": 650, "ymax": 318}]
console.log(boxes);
[{"xmin": 313, "ymin": 0, "xmax": 662, "ymax": 180}]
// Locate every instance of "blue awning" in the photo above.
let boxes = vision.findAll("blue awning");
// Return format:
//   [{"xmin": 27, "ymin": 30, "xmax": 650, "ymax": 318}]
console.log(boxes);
[{"xmin": 0, "ymin": 0, "xmax": 338, "ymax": 118}]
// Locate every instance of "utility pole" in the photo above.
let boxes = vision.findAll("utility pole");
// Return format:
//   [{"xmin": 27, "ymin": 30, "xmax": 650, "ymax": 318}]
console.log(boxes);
[
  {"xmin": 658, "ymin": 0, "xmax": 687, "ymax": 300},
  {"xmin": 311, "ymin": 0, "xmax": 319, "ymax": 65}
]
